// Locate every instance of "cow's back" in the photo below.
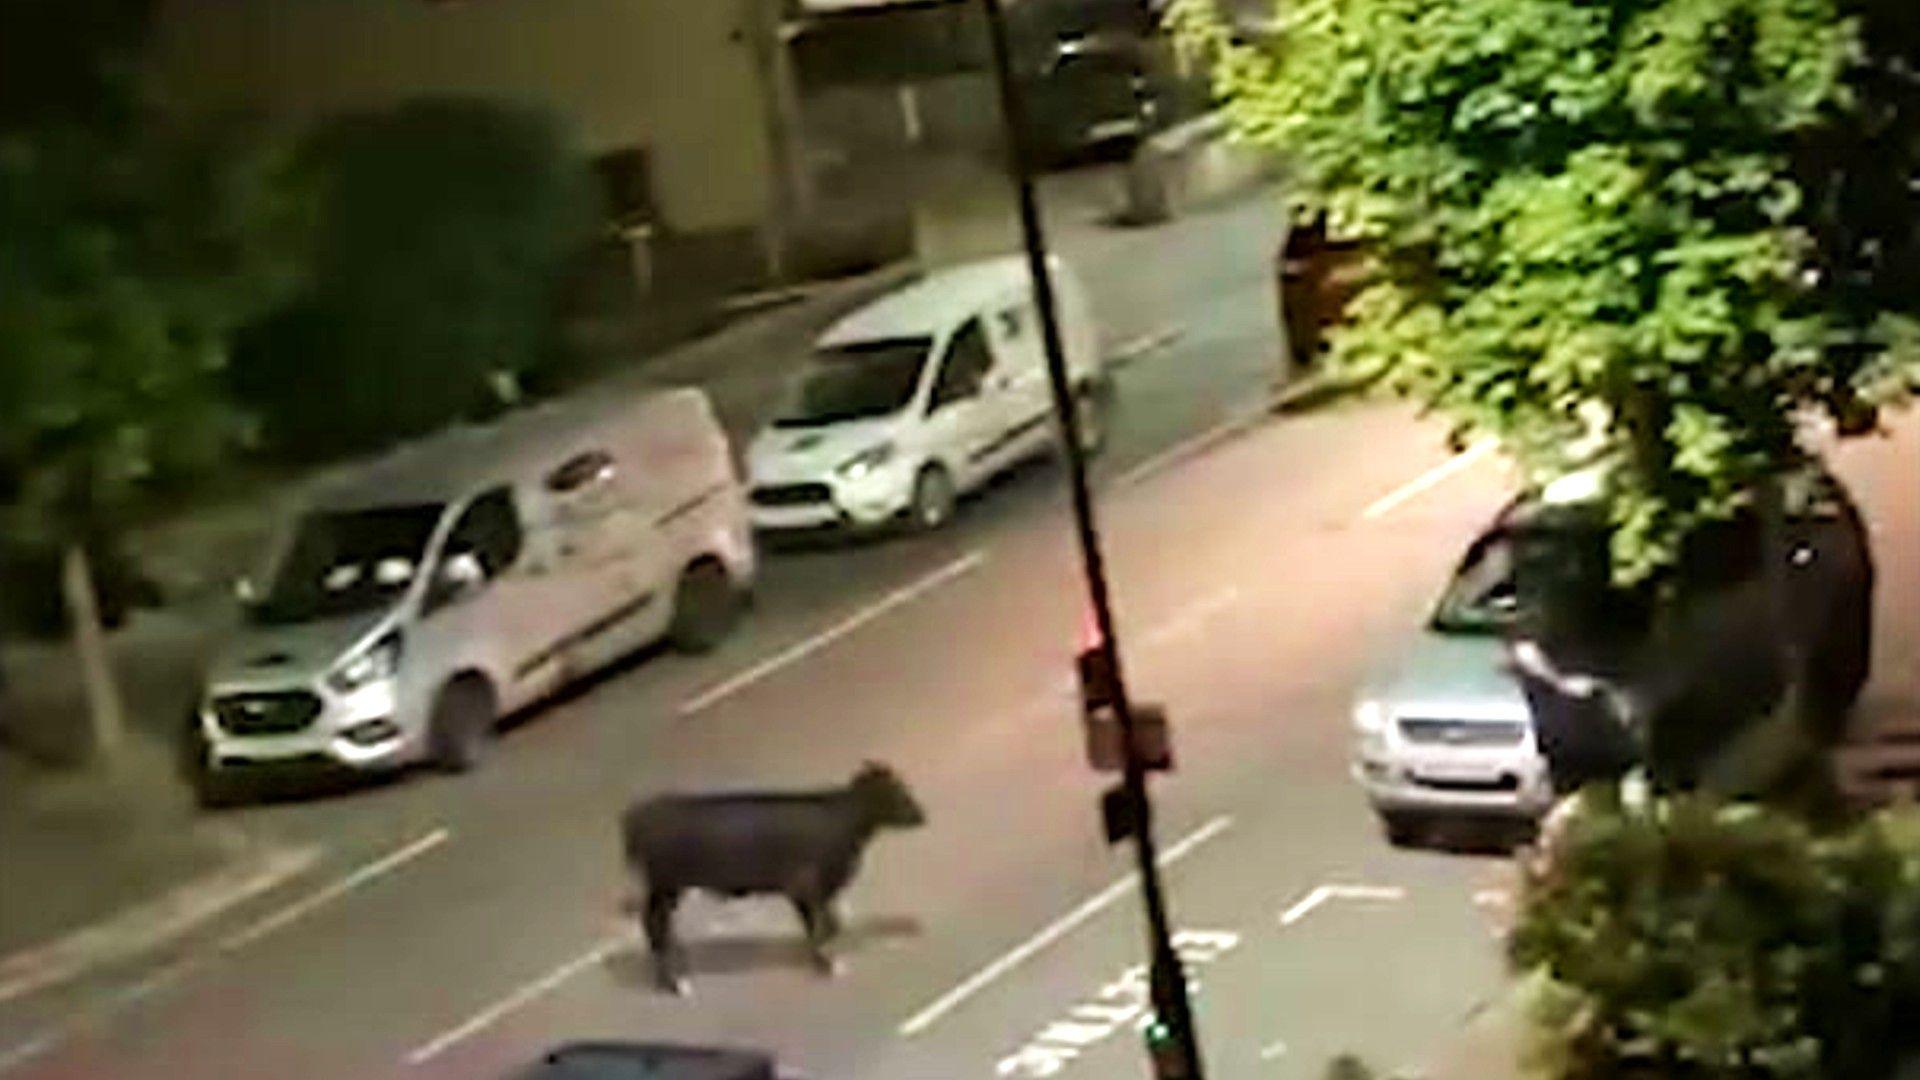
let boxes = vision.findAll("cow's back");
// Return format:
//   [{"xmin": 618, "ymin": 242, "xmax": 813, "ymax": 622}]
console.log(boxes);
[{"xmin": 623, "ymin": 792, "xmax": 859, "ymax": 895}]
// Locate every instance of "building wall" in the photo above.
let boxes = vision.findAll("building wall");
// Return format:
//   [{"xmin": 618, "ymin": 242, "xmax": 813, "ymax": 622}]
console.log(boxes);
[{"xmin": 153, "ymin": 0, "xmax": 774, "ymax": 237}]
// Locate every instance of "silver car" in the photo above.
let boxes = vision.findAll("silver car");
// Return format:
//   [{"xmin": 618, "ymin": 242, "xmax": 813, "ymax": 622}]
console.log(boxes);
[{"xmin": 1351, "ymin": 523, "xmax": 1553, "ymax": 845}]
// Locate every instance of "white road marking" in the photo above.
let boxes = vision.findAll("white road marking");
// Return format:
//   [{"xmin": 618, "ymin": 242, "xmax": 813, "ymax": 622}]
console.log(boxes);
[
  {"xmin": 1358, "ymin": 440, "xmax": 1496, "ymax": 521},
  {"xmin": 405, "ymin": 931, "xmax": 636, "ymax": 1066},
  {"xmin": 1278, "ymin": 884, "xmax": 1406, "ymax": 927},
  {"xmin": 0, "ymin": 834, "xmax": 446, "ymax": 1076},
  {"xmin": 1109, "ymin": 325, "xmax": 1184, "ymax": 367},
  {"xmin": 217, "ymin": 829, "xmax": 450, "ymax": 954},
  {"xmin": 679, "ymin": 551, "xmax": 987, "ymax": 716},
  {"xmin": 1259, "ymin": 1039, "xmax": 1289, "ymax": 1060},
  {"xmin": 994, "ymin": 928, "xmax": 1242, "ymax": 1078},
  {"xmin": 1115, "ymin": 402, "xmax": 1274, "ymax": 490},
  {"xmin": 1472, "ymin": 888, "xmax": 1509, "ymax": 907},
  {"xmin": 1142, "ymin": 586, "xmax": 1242, "ymax": 648},
  {"xmin": 898, "ymin": 814, "xmax": 1235, "ymax": 1037}
]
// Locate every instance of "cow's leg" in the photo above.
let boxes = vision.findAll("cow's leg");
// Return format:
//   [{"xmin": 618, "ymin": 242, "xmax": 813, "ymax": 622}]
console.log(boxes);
[
  {"xmin": 642, "ymin": 888, "xmax": 689, "ymax": 996},
  {"xmin": 791, "ymin": 896, "xmax": 842, "ymax": 977}
]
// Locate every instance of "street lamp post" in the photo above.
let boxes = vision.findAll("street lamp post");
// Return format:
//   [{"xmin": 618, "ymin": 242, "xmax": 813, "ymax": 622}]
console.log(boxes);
[{"xmin": 974, "ymin": 0, "xmax": 1207, "ymax": 1074}]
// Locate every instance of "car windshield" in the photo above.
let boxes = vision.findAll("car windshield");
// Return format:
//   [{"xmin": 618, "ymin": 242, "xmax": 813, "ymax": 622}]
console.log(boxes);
[
  {"xmin": 1428, "ymin": 530, "xmax": 1521, "ymax": 635},
  {"xmin": 775, "ymin": 338, "xmax": 932, "ymax": 427},
  {"xmin": 249, "ymin": 505, "xmax": 444, "ymax": 626}
]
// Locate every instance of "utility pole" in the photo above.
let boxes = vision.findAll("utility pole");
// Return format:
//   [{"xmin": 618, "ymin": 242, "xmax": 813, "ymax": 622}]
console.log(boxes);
[{"xmin": 975, "ymin": 0, "xmax": 1206, "ymax": 1074}]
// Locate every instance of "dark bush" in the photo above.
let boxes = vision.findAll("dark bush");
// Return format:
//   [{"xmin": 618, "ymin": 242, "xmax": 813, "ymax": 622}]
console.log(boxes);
[
  {"xmin": 232, "ymin": 97, "xmax": 600, "ymax": 462},
  {"xmin": 1512, "ymin": 797, "xmax": 1920, "ymax": 1078}
]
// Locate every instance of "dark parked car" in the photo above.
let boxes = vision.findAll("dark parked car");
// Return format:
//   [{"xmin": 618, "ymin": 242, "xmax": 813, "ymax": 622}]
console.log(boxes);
[{"xmin": 515, "ymin": 1042, "xmax": 780, "ymax": 1080}]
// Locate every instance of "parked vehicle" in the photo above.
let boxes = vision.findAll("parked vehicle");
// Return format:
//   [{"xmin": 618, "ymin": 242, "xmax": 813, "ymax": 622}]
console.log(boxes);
[
  {"xmin": 745, "ymin": 256, "xmax": 1107, "ymax": 534},
  {"xmin": 1352, "ymin": 462, "xmax": 1871, "ymax": 846},
  {"xmin": 186, "ymin": 388, "xmax": 752, "ymax": 805}
]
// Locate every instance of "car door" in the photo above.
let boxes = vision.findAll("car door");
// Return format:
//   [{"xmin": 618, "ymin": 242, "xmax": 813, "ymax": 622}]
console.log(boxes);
[
  {"xmin": 416, "ymin": 486, "xmax": 569, "ymax": 713},
  {"xmin": 922, "ymin": 317, "xmax": 1001, "ymax": 488},
  {"xmin": 539, "ymin": 446, "xmax": 668, "ymax": 678},
  {"xmin": 983, "ymin": 293, "xmax": 1056, "ymax": 465}
]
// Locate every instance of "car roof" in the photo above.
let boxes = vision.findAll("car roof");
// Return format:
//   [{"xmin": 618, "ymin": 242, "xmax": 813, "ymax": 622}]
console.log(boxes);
[
  {"xmin": 307, "ymin": 388, "xmax": 710, "ymax": 511},
  {"xmin": 517, "ymin": 1042, "xmax": 775, "ymax": 1080},
  {"xmin": 819, "ymin": 255, "xmax": 1057, "ymax": 345}
]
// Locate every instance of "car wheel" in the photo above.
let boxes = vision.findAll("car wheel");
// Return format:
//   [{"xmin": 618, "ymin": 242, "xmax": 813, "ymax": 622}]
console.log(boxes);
[
  {"xmin": 668, "ymin": 560, "xmax": 740, "ymax": 654},
  {"xmin": 1380, "ymin": 812, "xmax": 1426, "ymax": 849},
  {"xmin": 910, "ymin": 464, "xmax": 957, "ymax": 532},
  {"xmin": 429, "ymin": 677, "xmax": 495, "ymax": 774}
]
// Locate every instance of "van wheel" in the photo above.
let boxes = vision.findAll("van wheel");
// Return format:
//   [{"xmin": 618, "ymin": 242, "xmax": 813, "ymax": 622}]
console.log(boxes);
[
  {"xmin": 910, "ymin": 464, "xmax": 957, "ymax": 532},
  {"xmin": 429, "ymin": 677, "xmax": 495, "ymax": 774},
  {"xmin": 1074, "ymin": 386, "xmax": 1108, "ymax": 457},
  {"xmin": 669, "ymin": 561, "xmax": 740, "ymax": 654},
  {"xmin": 1380, "ymin": 812, "xmax": 1426, "ymax": 849}
]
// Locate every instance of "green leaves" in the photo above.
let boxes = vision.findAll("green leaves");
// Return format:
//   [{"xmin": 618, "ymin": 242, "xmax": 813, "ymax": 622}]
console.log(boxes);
[
  {"xmin": 1513, "ymin": 797, "xmax": 1920, "ymax": 1077},
  {"xmin": 1174, "ymin": 0, "xmax": 1917, "ymax": 584}
]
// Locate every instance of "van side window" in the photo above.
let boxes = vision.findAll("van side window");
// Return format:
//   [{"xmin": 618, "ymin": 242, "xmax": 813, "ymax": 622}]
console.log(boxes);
[
  {"xmin": 444, "ymin": 487, "xmax": 524, "ymax": 579},
  {"xmin": 930, "ymin": 319, "xmax": 993, "ymax": 410}
]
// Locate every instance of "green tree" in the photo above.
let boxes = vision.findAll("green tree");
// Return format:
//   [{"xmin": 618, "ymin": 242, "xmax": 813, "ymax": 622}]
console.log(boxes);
[
  {"xmin": 1171, "ymin": 0, "xmax": 1919, "ymax": 583},
  {"xmin": 233, "ymin": 97, "xmax": 601, "ymax": 461},
  {"xmin": 0, "ymin": 3, "xmax": 311, "ymax": 767}
]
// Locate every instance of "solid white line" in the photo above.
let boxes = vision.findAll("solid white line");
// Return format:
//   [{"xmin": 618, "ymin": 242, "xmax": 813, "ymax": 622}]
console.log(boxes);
[
  {"xmin": 897, "ymin": 814, "xmax": 1235, "ymax": 1038},
  {"xmin": 1260, "ymin": 1039, "xmax": 1290, "ymax": 1060},
  {"xmin": 1143, "ymin": 586, "xmax": 1243, "ymax": 647},
  {"xmin": 217, "ymin": 829, "xmax": 451, "ymax": 954},
  {"xmin": 1109, "ymin": 325, "xmax": 1184, "ymax": 366},
  {"xmin": 1277, "ymin": 885, "xmax": 1332, "ymax": 927},
  {"xmin": 678, "ymin": 551, "xmax": 987, "ymax": 715},
  {"xmin": 0, "ymin": 1034, "xmax": 58, "ymax": 1076},
  {"xmin": 406, "ymin": 932, "xmax": 633, "ymax": 1066},
  {"xmin": 1359, "ymin": 441, "xmax": 1495, "ymax": 521},
  {"xmin": 1116, "ymin": 402, "xmax": 1273, "ymax": 489}
]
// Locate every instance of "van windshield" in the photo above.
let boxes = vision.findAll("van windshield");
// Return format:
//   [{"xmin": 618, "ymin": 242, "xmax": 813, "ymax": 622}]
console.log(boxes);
[
  {"xmin": 250, "ymin": 505, "xmax": 445, "ymax": 626},
  {"xmin": 775, "ymin": 337, "xmax": 933, "ymax": 427}
]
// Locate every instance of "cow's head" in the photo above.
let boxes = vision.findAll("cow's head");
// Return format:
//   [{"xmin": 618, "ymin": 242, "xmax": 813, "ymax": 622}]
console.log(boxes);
[{"xmin": 851, "ymin": 762, "xmax": 926, "ymax": 830}]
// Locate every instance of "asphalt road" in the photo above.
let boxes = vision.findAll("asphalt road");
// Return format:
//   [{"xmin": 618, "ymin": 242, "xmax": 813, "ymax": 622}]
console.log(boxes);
[{"xmin": 3, "ymin": 179, "xmax": 1915, "ymax": 1080}]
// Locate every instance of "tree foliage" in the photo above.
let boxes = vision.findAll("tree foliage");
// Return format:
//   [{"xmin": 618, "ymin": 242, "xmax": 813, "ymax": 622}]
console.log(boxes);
[
  {"xmin": 1513, "ymin": 796, "xmax": 1920, "ymax": 1077},
  {"xmin": 231, "ymin": 98, "xmax": 601, "ymax": 461},
  {"xmin": 1173, "ymin": 0, "xmax": 1920, "ymax": 582},
  {"xmin": 0, "ymin": 3, "xmax": 312, "ymax": 551}
]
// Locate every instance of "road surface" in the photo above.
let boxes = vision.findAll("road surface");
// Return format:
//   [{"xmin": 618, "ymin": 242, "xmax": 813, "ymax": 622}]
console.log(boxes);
[{"xmin": 2, "ymin": 179, "xmax": 1914, "ymax": 1080}]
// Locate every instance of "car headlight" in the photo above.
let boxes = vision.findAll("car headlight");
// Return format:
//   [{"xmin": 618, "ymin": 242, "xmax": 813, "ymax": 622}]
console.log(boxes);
[
  {"xmin": 836, "ymin": 441, "xmax": 896, "ymax": 480},
  {"xmin": 1352, "ymin": 699, "xmax": 1388, "ymax": 734},
  {"xmin": 329, "ymin": 631, "xmax": 403, "ymax": 694}
]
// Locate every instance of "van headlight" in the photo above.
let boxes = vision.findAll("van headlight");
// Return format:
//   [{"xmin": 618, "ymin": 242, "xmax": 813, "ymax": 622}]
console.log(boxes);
[
  {"xmin": 329, "ymin": 631, "xmax": 403, "ymax": 694},
  {"xmin": 836, "ymin": 441, "xmax": 896, "ymax": 480},
  {"xmin": 1352, "ymin": 700, "xmax": 1388, "ymax": 734}
]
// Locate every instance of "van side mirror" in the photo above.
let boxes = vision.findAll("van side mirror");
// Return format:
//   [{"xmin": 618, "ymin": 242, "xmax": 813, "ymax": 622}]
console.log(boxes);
[{"xmin": 427, "ymin": 552, "xmax": 486, "ymax": 613}]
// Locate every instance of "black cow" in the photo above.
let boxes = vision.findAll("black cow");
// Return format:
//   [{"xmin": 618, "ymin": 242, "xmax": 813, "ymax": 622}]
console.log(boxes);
[{"xmin": 620, "ymin": 762, "xmax": 926, "ymax": 995}]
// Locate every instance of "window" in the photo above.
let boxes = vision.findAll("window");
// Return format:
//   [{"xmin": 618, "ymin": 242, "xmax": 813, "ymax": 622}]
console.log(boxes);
[
  {"xmin": 930, "ymin": 319, "xmax": 994, "ymax": 410},
  {"xmin": 249, "ymin": 505, "xmax": 444, "ymax": 626},
  {"xmin": 592, "ymin": 147, "xmax": 657, "ymax": 232},
  {"xmin": 444, "ymin": 487, "xmax": 524, "ymax": 580},
  {"xmin": 776, "ymin": 338, "xmax": 933, "ymax": 427}
]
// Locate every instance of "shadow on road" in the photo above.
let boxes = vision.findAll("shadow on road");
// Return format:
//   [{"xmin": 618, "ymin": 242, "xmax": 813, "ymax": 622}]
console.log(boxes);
[{"xmin": 601, "ymin": 914, "xmax": 925, "ymax": 988}]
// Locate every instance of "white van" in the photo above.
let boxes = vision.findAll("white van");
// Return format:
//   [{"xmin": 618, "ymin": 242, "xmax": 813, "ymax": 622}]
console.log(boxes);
[
  {"xmin": 745, "ymin": 255, "xmax": 1107, "ymax": 532},
  {"xmin": 187, "ymin": 388, "xmax": 752, "ymax": 803}
]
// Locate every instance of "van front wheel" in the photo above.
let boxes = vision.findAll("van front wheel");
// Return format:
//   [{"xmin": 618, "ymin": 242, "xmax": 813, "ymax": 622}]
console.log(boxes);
[
  {"xmin": 669, "ymin": 561, "xmax": 740, "ymax": 654},
  {"xmin": 429, "ymin": 677, "xmax": 495, "ymax": 773},
  {"xmin": 910, "ymin": 464, "xmax": 957, "ymax": 532}
]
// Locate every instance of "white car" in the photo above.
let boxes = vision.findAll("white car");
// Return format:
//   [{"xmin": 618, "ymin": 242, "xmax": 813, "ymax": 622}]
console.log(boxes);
[{"xmin": 746, "ymin": 256, "xmax": 1107, "ymax": 533}]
